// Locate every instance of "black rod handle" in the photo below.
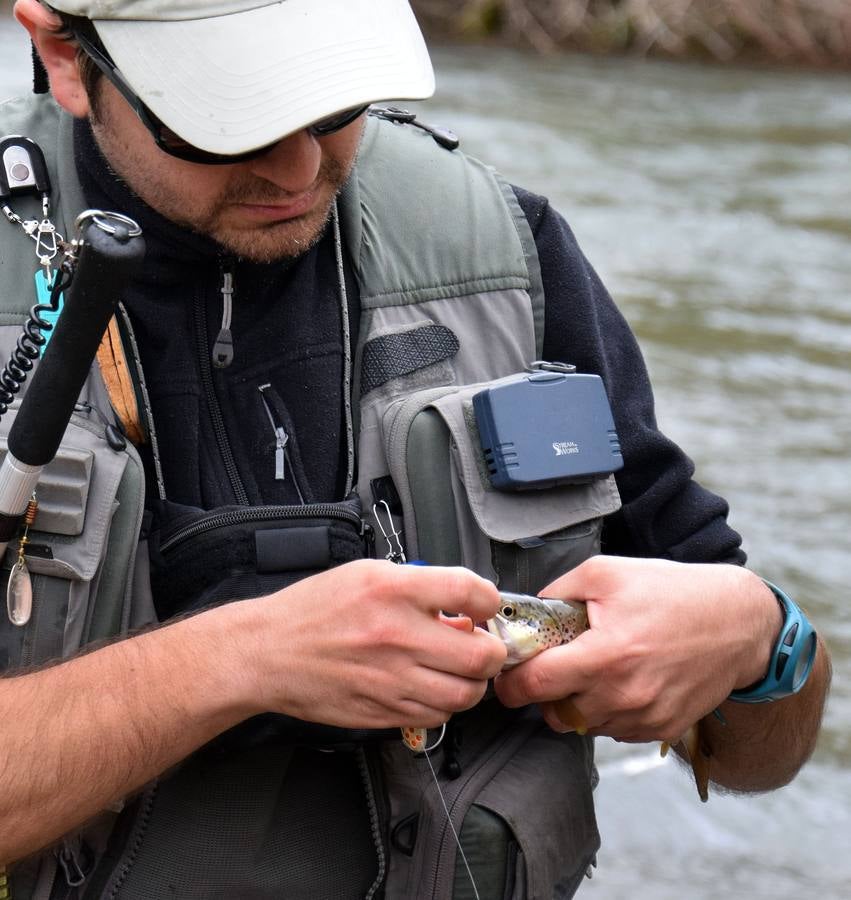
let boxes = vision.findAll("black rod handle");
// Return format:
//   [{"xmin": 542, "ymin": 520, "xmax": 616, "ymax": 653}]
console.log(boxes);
[{"xmin": 7, "ymin": 213, "xmax": 145, "ymax": 467}]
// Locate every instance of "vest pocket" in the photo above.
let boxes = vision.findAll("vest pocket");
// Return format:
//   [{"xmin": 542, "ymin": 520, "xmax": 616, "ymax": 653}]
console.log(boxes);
[
  {"xmin": 89, "ymin": 746, "xmax": 384, "ymax": 900},
  {"xmin": 379, "ymin": 379, "xmax": 621, "ymax": 592},
  {"xmin": 380, "ymin": 703, "xmax": 600, "ymax": 900},
  {"xmin": 0, "ymin": 411, "xmax": 143, "ymax": 671},
  {"xmin": 146, "ymin": 493, "xmax": 389, "ymax": 749},
  {"xmin": 453, "ymin": 805, "xmax": 516, "ymax": 899},
  {"xmin": 468, "ymin": 723, "xmax": 599, "ymax": 899},
  {"xmin": 490, "ymin": 518, "xmax": 604, "ymax": 595},
  {"xmin": 147, "ymin": 494, "xmax": 366, "ymax": 618}
]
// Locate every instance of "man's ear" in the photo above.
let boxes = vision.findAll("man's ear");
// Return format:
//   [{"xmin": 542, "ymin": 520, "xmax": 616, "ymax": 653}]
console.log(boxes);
[{"xmin": 14, "ymin": 0, "xmax": 92, "ymax": 117}]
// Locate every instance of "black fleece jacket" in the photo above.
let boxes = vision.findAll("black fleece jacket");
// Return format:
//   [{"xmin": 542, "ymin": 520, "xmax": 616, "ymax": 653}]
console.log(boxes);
[{"xmin": 75, "ymin": 119, "xmax": 745, "ymax": 578}]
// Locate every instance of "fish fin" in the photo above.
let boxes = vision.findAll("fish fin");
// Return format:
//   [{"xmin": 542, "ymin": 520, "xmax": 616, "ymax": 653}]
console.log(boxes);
[
  {"xmin": 552, "ymin": 697, "xmax": 589, "ymax": 735},
  {"xmin": 676, "ymin": 721, "xmax": 712, "ymax": 803},
  {"xmin": 401, "ymin": 726, "xmax": 427, "ymax": 752}
]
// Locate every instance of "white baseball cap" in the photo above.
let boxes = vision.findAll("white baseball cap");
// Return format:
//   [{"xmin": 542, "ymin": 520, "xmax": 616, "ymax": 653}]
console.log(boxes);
[{"xmin": 48, "ymin": 0, "xmax": 435, "ymax": 155}]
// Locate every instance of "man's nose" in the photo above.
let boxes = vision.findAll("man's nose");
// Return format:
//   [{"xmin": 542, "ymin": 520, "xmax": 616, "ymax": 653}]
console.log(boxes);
[{"xmin": 244, "ymin": 129, "xmax": 322, "ymax": 193}]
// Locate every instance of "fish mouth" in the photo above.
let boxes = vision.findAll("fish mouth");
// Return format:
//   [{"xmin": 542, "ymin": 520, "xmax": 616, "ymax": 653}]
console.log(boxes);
[
  {"xmin": 485, "ymin": 615, "xmax": 523, "ymax": 669},
  {"xmin": 486, "ymin": 615, "xmax": 511, "ymax": 644}
]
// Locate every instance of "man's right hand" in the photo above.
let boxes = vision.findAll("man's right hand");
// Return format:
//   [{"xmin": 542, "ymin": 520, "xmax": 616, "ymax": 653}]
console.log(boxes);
[
  {"xmin": 0, "ymin": 560, "xmax": 503, "ymax": 863},
  {"xmin": 229, "ymin": 559, "xmax": 507, "ymax": 729}
]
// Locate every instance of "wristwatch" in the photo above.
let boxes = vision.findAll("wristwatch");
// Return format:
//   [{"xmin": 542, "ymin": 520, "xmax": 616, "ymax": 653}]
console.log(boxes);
[{"xmin": 730, "ymin": 580, "xmax": 818, "ymax": 703}]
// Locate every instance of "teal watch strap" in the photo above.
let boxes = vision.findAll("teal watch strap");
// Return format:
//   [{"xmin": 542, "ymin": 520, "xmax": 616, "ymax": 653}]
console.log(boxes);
[{"xmin": 730, "ymin": 581, "xmax": 817, "ymax": 703}]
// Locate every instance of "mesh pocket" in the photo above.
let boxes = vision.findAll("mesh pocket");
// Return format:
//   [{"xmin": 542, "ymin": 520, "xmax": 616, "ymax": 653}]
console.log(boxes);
[{"xmin": 90, "ymin": 747, "xmax": 382, "ymax": 900}]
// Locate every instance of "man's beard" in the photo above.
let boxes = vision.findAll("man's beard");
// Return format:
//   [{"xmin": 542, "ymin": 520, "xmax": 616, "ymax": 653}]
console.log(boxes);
[
  {"xmin": 89, "ymin": 87, "xmax": 356, "ymax": 264},
  {"xmin": 189, "ymin": 160, "xmax": 349, "ymax": 263}
]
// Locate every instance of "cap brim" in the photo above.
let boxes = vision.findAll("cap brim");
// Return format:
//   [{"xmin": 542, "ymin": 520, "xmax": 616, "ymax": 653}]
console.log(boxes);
[{"xmin": 94, "ymin": 0, "xmax": 435, "ymax": 155}]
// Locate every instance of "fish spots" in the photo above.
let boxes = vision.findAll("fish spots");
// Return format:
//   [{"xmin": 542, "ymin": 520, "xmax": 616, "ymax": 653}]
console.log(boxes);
[{"xmin": 493, "ymin": 595, "xmax": 589, "ymax": 666}]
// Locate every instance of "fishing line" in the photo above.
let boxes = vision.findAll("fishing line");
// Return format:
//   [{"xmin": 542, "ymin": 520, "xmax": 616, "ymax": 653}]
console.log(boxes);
[{"xmin": 422, "ymin": 745, "xmax": 481, "ymax": 900}]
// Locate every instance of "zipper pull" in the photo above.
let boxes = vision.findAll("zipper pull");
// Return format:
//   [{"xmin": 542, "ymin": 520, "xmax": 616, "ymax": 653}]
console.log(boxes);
[
  {"xmin": 361, "ymin": 521, "xmax": 376, "ymax": 558},
  {"xmin": 213, "ymin": 270, "xmax": 234, "ymax": 368},
  {"xmin": 259, "ymin": 383, "xmax": 296, "ymax": 487},
  {"xmin": 274, "ymin": 426, "xmax": 288, "ymax": 481},
  {"xmin": 57, "ymin": 837, "xmax": 88, "ymax": 888}
]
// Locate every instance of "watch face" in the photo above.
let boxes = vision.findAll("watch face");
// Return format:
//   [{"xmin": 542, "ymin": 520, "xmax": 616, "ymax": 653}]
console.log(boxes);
[{"xmin": 792, "ymin": 630, "xmax": 818, "ymax": 691}]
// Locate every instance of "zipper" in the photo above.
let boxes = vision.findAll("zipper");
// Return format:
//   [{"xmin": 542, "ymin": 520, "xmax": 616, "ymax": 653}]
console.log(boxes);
[
  {"xmin": 258, "ymin": 384, "xmax": 306, "ymax": 504},
  {"xmin": 102, "ymin": 783, "xmax": 159, "ymax": 900},
  {"xmin": 194, "ymin": 266, "xmax": 249, "ymax": 505},
  {"xmin": 357, "ymin": 747, "xmax": 387, "ymax": 900},
  {"xmin": 159, "ymin": 502, "xmax": 362, "ymax": 555},
  {"xmin": 259, "ymin": 385, "xmax": 289, "ymax": 481},
  {"xmin": 114, "ymin": 302, "xmax": 167, "ymax": 500}
]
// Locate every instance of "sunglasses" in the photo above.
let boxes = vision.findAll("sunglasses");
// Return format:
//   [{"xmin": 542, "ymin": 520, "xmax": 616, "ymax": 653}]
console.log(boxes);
[{"xmin": 73, "ymin": 30, "xmax": 368, "ymax": 165}]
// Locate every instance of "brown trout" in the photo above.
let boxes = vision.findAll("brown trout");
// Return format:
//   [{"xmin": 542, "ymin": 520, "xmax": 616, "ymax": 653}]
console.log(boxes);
[
  {"xmin": 486, "ymin": 591, "xmax": 588, "ymax": 667},
  {"xmin": 402, "ymin": 591, "xmax": 710, "ymax": 801}
]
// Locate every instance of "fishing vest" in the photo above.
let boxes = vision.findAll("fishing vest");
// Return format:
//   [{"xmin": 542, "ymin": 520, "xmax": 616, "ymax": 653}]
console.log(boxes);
[{"xmin": 0, "ymin": 94, "xmax": 620, "ymax": 900}]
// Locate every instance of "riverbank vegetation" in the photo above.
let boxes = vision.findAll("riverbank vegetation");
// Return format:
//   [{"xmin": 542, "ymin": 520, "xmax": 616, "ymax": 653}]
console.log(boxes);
[{"xmin": 412, "ymin": 0, "xmax": 851, "ymax": 67}]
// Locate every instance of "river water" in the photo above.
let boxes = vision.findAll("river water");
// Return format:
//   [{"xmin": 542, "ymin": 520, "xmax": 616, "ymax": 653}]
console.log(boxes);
[{"xmin": 1, "ymin": 15, "xmax": 849, "ymax": 899}]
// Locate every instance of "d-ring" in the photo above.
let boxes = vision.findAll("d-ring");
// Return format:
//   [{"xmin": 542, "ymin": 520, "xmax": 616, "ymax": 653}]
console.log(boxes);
[{"xmin": 74, "ymin": 209, "xmax": 142, "ymax": 239}]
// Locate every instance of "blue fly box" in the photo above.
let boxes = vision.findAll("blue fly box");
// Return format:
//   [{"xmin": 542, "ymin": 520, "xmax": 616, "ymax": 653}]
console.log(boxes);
[{"xmin": 472, "ymin": 370, "xmax": 623, "ymax": 490}]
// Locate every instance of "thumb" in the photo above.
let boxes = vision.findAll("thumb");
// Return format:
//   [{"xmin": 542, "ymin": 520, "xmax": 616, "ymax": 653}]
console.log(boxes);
[
  {"xmin": 539, "ymin": 558, "xmax": 602, "ymax": 603},
  {"xmin": 494, "ymin": 628, "xmax": 604, "ymax": 708}
]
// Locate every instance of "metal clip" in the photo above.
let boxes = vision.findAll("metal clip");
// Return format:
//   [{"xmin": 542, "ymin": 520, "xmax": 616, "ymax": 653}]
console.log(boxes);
[
  {"xmin": 34, "ymin": 218, "xmax": 61, "ymax": 266},
  {"xmin": 525, "ymin": 360, "xmax": 577, "ymax": 374},
  {"xmin": 74, "ymin": 209, "xmax": 142, "ymax": 240},
  {"xmin": 371, "ymin": 499, "xmax": 406, "ymax": 564}
]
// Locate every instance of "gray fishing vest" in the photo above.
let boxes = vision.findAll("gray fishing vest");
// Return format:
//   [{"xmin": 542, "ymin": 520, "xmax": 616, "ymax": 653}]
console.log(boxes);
[{"xmin": 0, "ymin": 94, "xmax": 620, "ymax": 900}]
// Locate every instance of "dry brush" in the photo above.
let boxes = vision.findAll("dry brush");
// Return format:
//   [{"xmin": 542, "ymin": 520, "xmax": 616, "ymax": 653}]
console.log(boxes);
[{"xmin": 412, "ymin": 0, "xmax": 851, "ymax": 66}]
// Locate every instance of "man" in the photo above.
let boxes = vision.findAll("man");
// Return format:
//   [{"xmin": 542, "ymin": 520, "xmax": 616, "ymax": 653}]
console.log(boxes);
[{"xmin": 0, "ymin": 1, "xmax": 830, "ymax": 898}]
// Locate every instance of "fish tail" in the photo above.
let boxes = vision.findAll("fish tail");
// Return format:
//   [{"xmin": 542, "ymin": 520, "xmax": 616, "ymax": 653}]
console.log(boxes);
[
  {"xmin": 551, "ymin": 696, "xmax": 589, "ymax": 735},
  {"xmin": 676, "ymin": 721, "xmax": 712, "ymax": 802}
]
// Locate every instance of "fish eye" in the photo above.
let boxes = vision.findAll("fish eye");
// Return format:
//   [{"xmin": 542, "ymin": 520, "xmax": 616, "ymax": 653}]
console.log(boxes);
[{"xmin": 501, "ymin": 605, "xmax": 515, "ymax": 617}]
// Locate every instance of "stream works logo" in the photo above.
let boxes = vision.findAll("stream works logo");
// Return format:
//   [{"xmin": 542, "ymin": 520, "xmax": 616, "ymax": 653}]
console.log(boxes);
[{"xmin": 552, "ymin": 441, "xmax": 580, "ymax": 456}]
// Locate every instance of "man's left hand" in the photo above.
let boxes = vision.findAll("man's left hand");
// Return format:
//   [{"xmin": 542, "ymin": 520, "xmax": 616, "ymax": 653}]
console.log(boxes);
[{"xmin": 494, "ymin": 556, "xmax": 781, "ymax": 744}]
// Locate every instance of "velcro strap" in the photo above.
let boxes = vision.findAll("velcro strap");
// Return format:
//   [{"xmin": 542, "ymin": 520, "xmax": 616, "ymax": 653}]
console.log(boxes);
[{"xmin": 360, "ymin": 324, "xmax": 459, "ymax": 395}]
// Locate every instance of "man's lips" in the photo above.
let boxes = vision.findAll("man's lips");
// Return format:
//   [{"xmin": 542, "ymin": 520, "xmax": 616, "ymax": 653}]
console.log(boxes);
[{"xmin": 235, "ymin": 190, "xmax": 316, "ymax": 221}]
